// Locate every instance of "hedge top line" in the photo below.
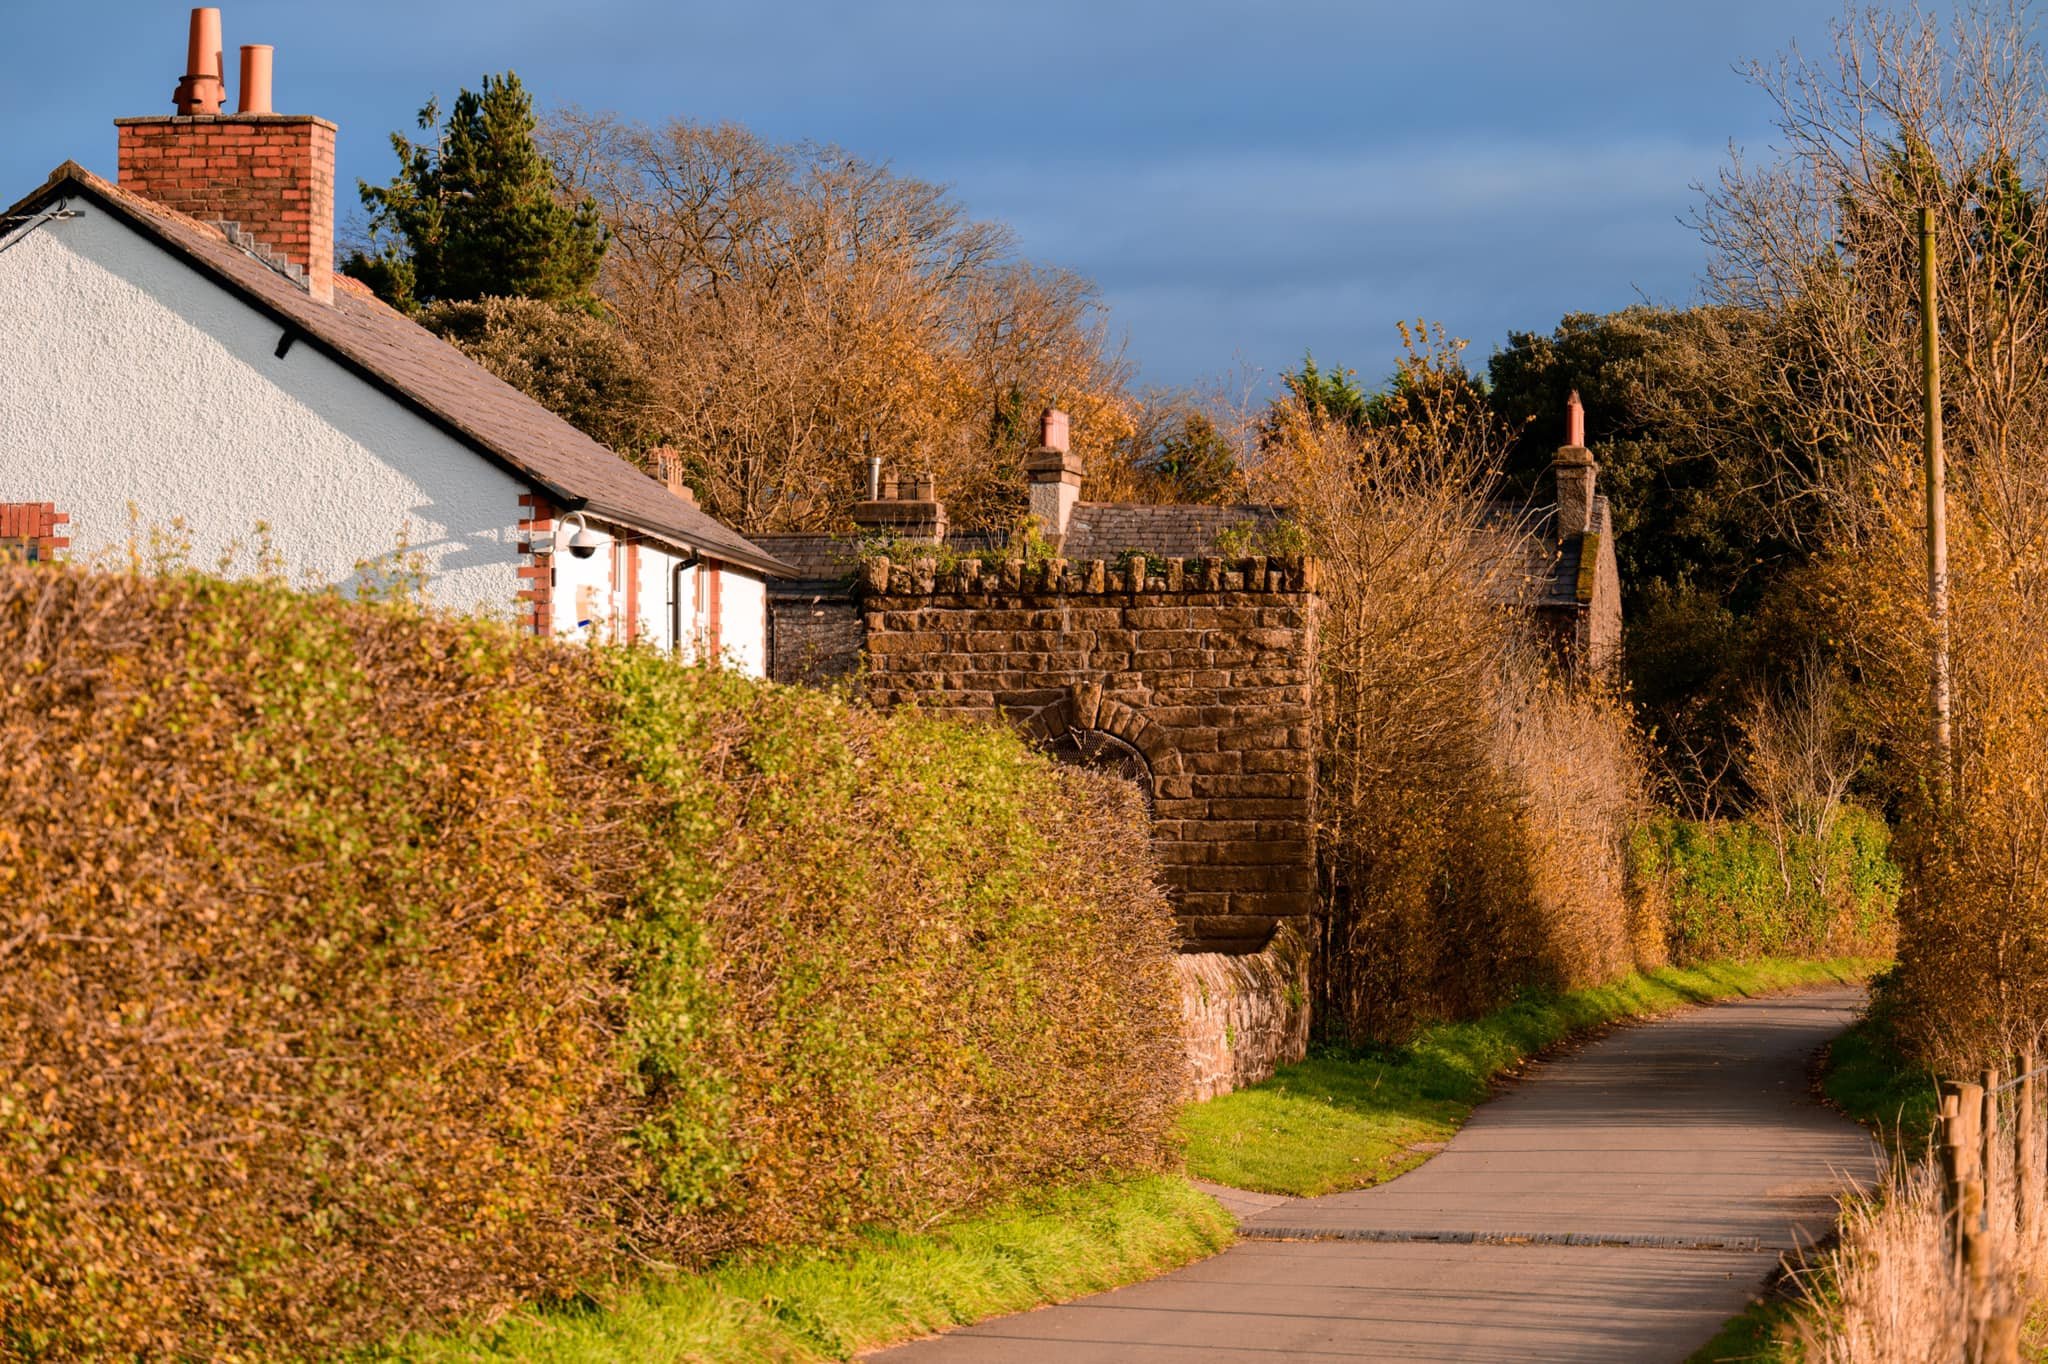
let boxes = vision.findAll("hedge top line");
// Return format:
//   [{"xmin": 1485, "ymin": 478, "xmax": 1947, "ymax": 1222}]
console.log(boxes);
[{"xmin": 859, "ymin": 553, "xmax": 1321, "ymax": 599}]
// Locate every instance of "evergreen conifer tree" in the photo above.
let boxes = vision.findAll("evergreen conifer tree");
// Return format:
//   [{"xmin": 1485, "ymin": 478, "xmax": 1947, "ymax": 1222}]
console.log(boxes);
[{"xmin": 346, "ymin": 73, "xmax": 604, "ymax": 312}]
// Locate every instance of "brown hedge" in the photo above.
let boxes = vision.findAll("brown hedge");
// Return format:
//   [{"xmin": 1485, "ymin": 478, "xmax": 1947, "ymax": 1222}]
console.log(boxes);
[{"xmin": 0, "ymin": 566, "xmax": 1185, "ymax": 1360}]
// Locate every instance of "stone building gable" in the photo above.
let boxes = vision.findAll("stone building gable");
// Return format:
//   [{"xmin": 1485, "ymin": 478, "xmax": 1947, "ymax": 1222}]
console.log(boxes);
[{"xmin": 861, "ymin": 551, "xmax": 1318, "ymax": 955}]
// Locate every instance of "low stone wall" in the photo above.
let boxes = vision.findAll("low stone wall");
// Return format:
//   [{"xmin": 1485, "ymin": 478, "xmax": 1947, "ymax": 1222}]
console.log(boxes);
[{"xmin": 1177, "ymin": 919, "xmax": 1312, "ymax": 1100}]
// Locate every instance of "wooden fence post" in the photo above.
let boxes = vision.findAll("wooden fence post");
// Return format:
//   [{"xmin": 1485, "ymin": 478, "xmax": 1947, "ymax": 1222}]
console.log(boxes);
[
  {"xmin": 1961, "ymin": 1176, "xmax": 1989, "ymax": 1302},
  {"xmin": 1954, "ymin": 1080, "xmax": 1985, "ymax": 1186},
  {"xmin": 1981, "ymin": 1067, "xmax": 2000, "ymax": 1201},
  {"xmin": 2019, "ymin": 1050, "xmax": 2037, "ymax": 1236},
  {"xmin": 1971, "ymin": 1312, "xmax": 2020, "ymax": 1364}
]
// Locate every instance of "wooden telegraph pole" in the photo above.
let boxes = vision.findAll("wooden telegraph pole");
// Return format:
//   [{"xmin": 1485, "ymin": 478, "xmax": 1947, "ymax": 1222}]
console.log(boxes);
[{"xmin": 1921, "ymin": 206, "xmax": 1953, "ymax": 796}]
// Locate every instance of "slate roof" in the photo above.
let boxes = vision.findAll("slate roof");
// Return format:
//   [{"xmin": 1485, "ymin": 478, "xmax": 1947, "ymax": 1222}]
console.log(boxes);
[
  {"xmin": 749, "ymin": 534, "xmax": 864, "ymax": 586},
  {"xmin": 1059, "ymin": 503, "xmax": 1285, "ymax": 563},
  {"xmin": 1478, "ymin": 495, "xmax": 1611, "ymax": 606},
  {"xmin": 8, "ymin": 162, "xmax": 789, "ymax": 578}
]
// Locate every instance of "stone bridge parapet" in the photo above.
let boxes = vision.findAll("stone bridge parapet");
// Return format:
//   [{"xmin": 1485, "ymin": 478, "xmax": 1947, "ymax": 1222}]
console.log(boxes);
[{"xmin": 861, "ymin": 552, "xmax": 1318, "ymax": 954}]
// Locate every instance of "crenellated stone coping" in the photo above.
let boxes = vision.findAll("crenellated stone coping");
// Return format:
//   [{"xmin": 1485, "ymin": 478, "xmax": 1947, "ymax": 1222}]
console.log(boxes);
[{"xmin": 859, "ymin": 552, "xmax": 1319, "ymax": 597}]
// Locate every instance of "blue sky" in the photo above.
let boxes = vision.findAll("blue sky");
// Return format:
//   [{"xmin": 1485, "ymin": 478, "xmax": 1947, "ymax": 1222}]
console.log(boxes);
[{"xmin": 6, "ymin": 1, "xmax": 1883, "ymax": 390}]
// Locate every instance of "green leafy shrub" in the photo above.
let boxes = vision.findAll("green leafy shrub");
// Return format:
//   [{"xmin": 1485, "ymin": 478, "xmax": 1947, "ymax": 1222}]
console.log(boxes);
[
  {"xmin": 598, "ymin": 649, "xmax": 1186, "ymax": 1263},
  {"xmin": 0, "ymin": 564, "xmax": 1184, "ymax": 1359},
  {"xmin": 1630, "ymin": 807, "xmax": 1899, "ymax": 962}
]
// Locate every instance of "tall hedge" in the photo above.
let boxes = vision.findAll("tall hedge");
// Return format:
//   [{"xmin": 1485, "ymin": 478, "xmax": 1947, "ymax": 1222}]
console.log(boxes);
[
  {"xmin": 1629, "ymin": 808, "xmax": 1900, "ymax": 963},
  {"xmin": 597, "ymin": 650, "xmax": 1186, "ymax": 1261},
  {"xmin": 0, "ymin": 566, "xmax": 1183, "ymax": 1359}
]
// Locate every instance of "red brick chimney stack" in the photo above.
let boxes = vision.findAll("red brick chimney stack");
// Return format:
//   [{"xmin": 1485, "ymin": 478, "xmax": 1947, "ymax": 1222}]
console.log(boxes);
[{"xmin": 117, "ymin": 8, "xmax": 335, "ymax": 304}]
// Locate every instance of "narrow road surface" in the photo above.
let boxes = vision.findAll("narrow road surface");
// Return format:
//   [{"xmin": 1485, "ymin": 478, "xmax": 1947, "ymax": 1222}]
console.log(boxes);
[{"xmin": 872, "ymin": 987, "xmax": 1876, "ymax": 1363}]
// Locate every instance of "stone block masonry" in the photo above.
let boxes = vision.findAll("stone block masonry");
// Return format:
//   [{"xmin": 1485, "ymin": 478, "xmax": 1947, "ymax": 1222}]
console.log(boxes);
[
  {"xmin": 1178, "ymin": 921, "xmax": 1312, "ymax": 1098},
  {"xmin": 861, "ymin": 551, "xmax": 1318, "ymax": 955},
  {"xmin": 772, "ymin": 593, "xmax": 865, "ymax": 683}
]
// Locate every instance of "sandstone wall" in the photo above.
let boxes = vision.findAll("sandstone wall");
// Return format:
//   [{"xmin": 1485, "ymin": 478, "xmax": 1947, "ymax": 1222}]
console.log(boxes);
[
  {"xmin": 1177, "ymin": 920, "xmax": 1312, "ymax": 1099},
  {"xmin": 861, "ymin": 551, "xmax": 1318, "ymax": 954},
  {"xmin": 768, "ymin": 590, "xmax": 863, "ymax": 683}
]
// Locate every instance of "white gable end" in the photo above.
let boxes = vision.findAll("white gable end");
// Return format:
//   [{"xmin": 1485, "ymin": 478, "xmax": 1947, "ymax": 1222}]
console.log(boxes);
[{"xmin": 0, "ymin": 202, "xmax": 527, "ymax": 616}]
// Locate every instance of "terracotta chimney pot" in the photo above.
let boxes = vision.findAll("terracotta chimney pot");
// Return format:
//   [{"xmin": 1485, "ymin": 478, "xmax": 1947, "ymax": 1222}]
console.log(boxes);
[
  {"xmin": 1041, "ymin": 408, "xmax": 1070, "ymax": 454},
  {"xmin": 173, "ymin": 8, "xmax": 225, "ymax": 115},
  {"xmin": 119, "ymin": 16, "xmax": 336, "ymax": 303},
  {"xmin": 1552, "ymin": 391, "xmax": 1598, "ymax": 536},
  {"xmin": 238, "ymin": 44, "xmax": 273, "ymax": 115}
]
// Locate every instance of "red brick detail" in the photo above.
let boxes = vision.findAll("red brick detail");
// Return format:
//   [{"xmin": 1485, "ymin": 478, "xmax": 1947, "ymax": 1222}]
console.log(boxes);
[
  {"xmin": 623, "ymin": 536, "xmax": 641, "ymax": 644},
  {"xmin": 115, "ymin": 114, "xmax": 337, "ymax": 301},
  {"xmin": 515, "ymin": 492, "xmax": 555, "ymax": 637},
  {"xmin": 704, "ymin": 558, "xmax": 723, "ymax": 657},
  {"xmin": 0, "ymin": 503, "xmax": 69, "ymax": 562}
]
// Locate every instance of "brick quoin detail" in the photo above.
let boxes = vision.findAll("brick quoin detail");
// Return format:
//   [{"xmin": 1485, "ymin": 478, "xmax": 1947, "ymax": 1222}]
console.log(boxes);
[
  {"xmin": 860, "ymin": 552, "xmax": 1320, "ymax": 955},
  {"xmin": 115, "ymin": 114, "xmax": 336, "ymax": 301},
  {"xmin": 704, "ymin": 558, "xmax": 723, "ymax": 657},
  {"xmin": 515, "ymin": 493, "xmax": 555, "ymax": 637},
  {"xmin": 0, "ymin": 503, "xmax": 71, "ymax": 562}
]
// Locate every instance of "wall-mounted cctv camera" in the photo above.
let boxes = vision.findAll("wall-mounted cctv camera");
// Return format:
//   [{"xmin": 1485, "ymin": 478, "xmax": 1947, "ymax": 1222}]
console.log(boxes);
[{"xmin": 560, "ymin": 510, "xmax": 600, "ymax": 559}]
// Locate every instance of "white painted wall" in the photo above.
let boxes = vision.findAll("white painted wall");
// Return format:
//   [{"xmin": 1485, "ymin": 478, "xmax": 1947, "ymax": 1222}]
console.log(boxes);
[
  {"xmin": 0, "ymin": 200, "xmax": 776, "ymax": 677},
  {"xmin": 547, "ymin": 527, "xmax": 767, "ymax": 676},
  {"xmin": 632, "ymin": 541, "xmax": 699, "ymax": 656},
  {"xmin": 0, "ymin": 202, "xmax": 526, "ymax": 616},
  {"xmin": 548, "ymin": 518, "xmax": 617, "ymax": 641},
  {"xmin": 714, "ymin": 564, "xmax": 769, "ymax": 677}
]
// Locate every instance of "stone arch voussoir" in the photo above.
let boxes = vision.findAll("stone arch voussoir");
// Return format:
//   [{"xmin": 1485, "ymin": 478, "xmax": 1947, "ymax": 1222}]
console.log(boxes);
[{"xmin": 1009, "ymin": 683, "xmax": 1183, "ymax": 788}]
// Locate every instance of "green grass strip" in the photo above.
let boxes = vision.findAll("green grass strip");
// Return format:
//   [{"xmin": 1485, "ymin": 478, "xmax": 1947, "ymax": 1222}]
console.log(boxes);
[
  {"xmin": 1685, "ymin": 1294, "xmax": 1807, "ymax": 1364},
  {"xmin": 365, "ymin": 1175, "xmax": 1231, "ymax": 1363},
  {"xmin": 1821, "ymin": 1010, "xmax": 1941, "ymax": 1152},
  {"xmin": 1182, "ymin": 956, "xmax": 1884, "ymax": 1197}
]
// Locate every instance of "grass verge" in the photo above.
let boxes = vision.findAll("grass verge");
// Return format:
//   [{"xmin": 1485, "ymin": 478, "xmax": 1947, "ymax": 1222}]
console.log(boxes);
[
  {"xmin": 362, "ymin": 1175, "xmax": 1231, "ymax": 1363},
  {"xmin": 1686, "ymin": 1293, "xmax": 1807, "ymax": 1364},
  {"xmin": 1821, "ymin": 1007, "xmax": 1941, "ymax": 1152},
  {"xmin": 1182, "ymin": 956, "xmax": 1882, "ymax": 1197}
]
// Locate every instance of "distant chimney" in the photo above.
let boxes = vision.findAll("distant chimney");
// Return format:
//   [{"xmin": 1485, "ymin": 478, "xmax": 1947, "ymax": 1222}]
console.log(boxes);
[
  {"xmin": 652, "ymin": 448, "xmax": 696, "ymax": 505},
  {"xmin": 1025, "ymin": 408, "xmax": 1082, "ymax": 541},
  {"xmin": 1552, "ymin": 389, "xmax": 1597, "ymax": 537},
  {"xmin": 852, "ymin": 465, "xmax": 948, "ymax": 541},
  {"xmin": 118, "ymin": 8, "xmax": 335, "ymax": 303}
]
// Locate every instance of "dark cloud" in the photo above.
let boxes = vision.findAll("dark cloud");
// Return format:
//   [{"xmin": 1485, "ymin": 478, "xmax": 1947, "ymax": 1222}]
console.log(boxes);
[{"xmin": 5, "ymin": 0, "xmax": 1907, "ymax": 391}]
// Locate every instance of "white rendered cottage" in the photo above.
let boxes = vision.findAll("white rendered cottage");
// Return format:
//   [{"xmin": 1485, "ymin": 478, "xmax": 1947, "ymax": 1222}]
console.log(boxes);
[{"xmin": 0, "ymin": 17, "xmax": 785, "ymax": 672}]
